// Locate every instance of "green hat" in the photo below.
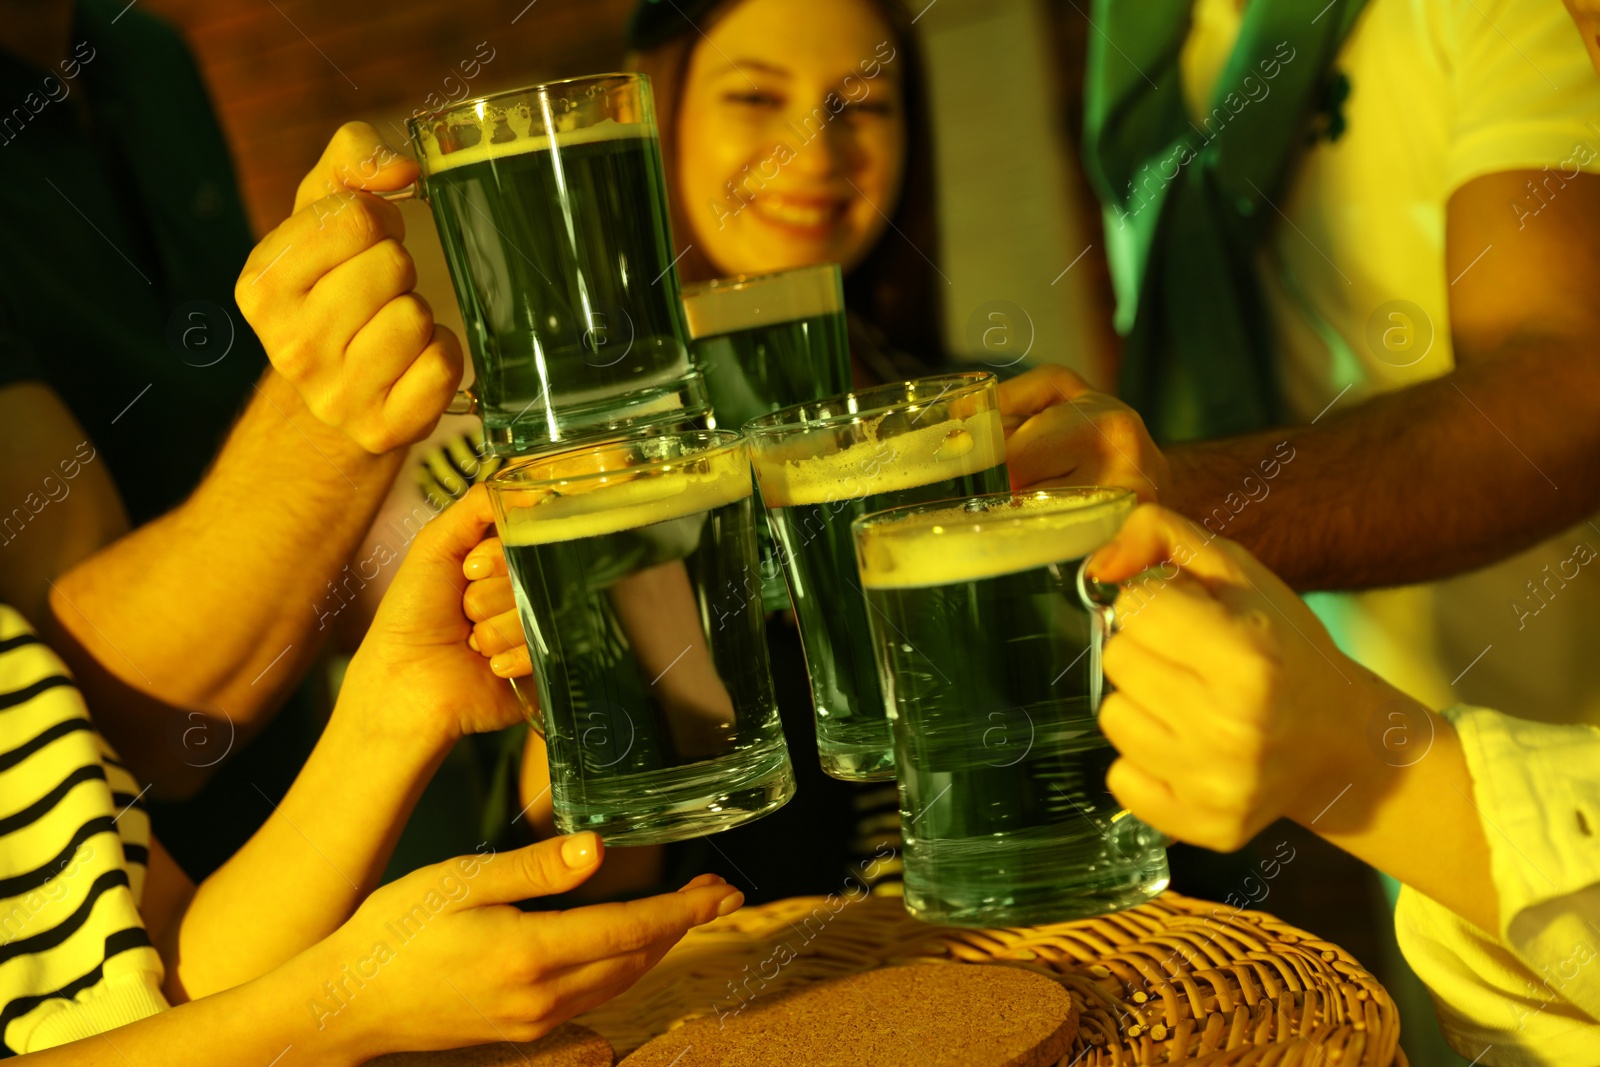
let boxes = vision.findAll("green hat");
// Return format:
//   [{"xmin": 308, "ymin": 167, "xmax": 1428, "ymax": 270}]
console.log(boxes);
[{"xmin": 625, "ymin": 0, "xmax": 725, "ymax": 51}]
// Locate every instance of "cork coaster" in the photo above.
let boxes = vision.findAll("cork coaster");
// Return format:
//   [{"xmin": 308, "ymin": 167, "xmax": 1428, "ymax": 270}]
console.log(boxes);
[
  {"xmin": 366, "ymin": 1022, "xmax": 614, "ymax": 1066},
  {"xmin": 618, "ymin": 964, "xmax": 1076, "ymax": 1067}
]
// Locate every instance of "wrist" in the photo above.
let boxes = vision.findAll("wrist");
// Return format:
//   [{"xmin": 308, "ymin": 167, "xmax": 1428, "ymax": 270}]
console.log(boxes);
[
  {"xmin": 257, "ymin": 369, "xmax": 412, "ymax": 464},
  {"xmin": 264, "ymin": 934, "xmax": 391, "ymax": 1065},
  {"xmin": 327, "ymin": 681, "xmax": 456, "ymax": 772},
  {"xmin": 1288, "ymin": 663, "xmax": 1411, "ymax": 829}
]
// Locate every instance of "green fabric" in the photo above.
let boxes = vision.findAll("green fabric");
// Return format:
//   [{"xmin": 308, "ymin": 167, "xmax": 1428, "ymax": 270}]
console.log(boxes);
[{"xmin": 1082, "ymin": 0, "xmax": 1368, "ymax": 443}]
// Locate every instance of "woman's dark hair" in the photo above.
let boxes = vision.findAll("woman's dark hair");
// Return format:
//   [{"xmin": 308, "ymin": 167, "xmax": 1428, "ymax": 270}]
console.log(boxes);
[{"xmin": 627, "ymin": 0, "xmax": 946, "ymax": 365}]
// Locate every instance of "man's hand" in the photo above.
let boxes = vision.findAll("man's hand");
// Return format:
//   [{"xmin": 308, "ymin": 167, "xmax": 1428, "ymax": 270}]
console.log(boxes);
[
  {"xmin": 1086, "ymin": 505, "xmax": 1399, "ymax": 851},
  {"xmin": 997, "ymin": 366, "xmax": 1168, "ymax": 503},
  {"xmin": 340, "ymin": 486, "xmax": 523, "ymax": 745},
  {"xmin": 236, "ymin": 121, "xmax": 462, "ymax": 454}
]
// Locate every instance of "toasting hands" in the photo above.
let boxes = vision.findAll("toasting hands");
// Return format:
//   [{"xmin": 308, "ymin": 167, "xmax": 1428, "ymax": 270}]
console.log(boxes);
[
  {"xmin": 1086, "ymin": 505, "xmax": 1411, "ymax": 851},
  {"xmin": 236, "ymin": 121, "xmax": 463, "ymax": 454}
]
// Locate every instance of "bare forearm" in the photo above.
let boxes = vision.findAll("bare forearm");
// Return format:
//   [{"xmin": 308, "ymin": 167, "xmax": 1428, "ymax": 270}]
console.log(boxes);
[
  {"xmin": 21, "ymin": 948, "xmax": 367, "ymax": 1067},
  {"xmin": 166, "ymin": 698, "xmax": 448, "ymax": 1001},
  {"xmin": 47, "ymin": 370, "xmax": 404, "ymax": 786},
  {"xmin": 1293, "ymin": 704, "xmax": 1497, "ymax": 934},
  {"xmin": 1165, "ymin": 346, "xmax": 1600, "ymax": 591}
]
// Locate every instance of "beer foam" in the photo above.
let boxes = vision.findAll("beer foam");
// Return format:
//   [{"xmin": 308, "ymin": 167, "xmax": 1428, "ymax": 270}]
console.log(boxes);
[
  {"xmin": 857, "ymin": 490, "xmax": 1134, "ymax": 589},
  {"xmin": 499, "ymin": 451, "xmax": 751, "ymax": 546},
  {"xmin": 753, "ymin": 408, "xmax": 1005, "ymax": 509},
  {"xmin": 421, "ymin": 118, "xmax": 651, "ymax": 174},
  {"xmin": 681, "ymin": 269, "xmax": 843, "ymax": 340}
]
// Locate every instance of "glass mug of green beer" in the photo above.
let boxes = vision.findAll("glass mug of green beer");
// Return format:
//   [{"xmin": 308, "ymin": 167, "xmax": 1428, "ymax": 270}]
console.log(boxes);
[
  {"xmin": 744, "ymin": 372, "xmax": 1008, "ymax": 782},
  {"xmin": 682, "ymin": 263, "xmax": 852, "ymax": 613},
  {"xmin": 853, "ymin": 488, "xmax": 1170, "ymax": 926},
  {"xmin": 486, "ymin": 431, "xmax": 794, "ymax": 844},
  {"xmin": 406, "ymin": 74, "xmax": 705, "ymax": 453}
]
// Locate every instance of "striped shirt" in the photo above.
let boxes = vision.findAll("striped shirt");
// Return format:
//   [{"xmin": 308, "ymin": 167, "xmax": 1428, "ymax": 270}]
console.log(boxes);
[{"xmin": 0, "ymin": 605, "xmax": 165, "ymax": 1056}]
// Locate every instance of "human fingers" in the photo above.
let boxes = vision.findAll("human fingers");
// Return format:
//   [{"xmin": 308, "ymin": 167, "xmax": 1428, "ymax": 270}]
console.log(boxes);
[
  {"xmin": 1105, "ymin": 757, "xmax": 1255, "ymax": 852},
  {"xmin": 1004, "ymin": 400, "xmax": 1161, "ymax": 500},
  {"xmin": 384, "ymin": 325, "xmax": 464, "ymax": 442},
  {"xmin": 471, "ymin": 607, "xmax": 526, "ymax": 658},
  {"xmin": 1088, "ymin": 505, "xmax": 1235, "ymax": 587},
  {"xmin": 239, "ymin": 191, "xmax": 406, "ymax": 308},
  {"xmin": 465, "ymin": 577, "xmax": 515, "ymax": 627},
  {"xmin": 1110, "ymin": 571, "xmax": 1251, "ymax": 677},
  {"xmin": 294, "ymin": 120, "xmax": 417, "ymax": 214},
  {"xmin": 451, "ymin": 834, "xmax": 604, "ymax": 908},
  {"xmin": 526, "ymin": 882, "xmax": 742, "ymax": 969},
  {"xmin": 1100, "ymin": 637, "xmax": 1208, "ymax": 739},
  {"xmin": 995, "ymin": 364, "xmax": 1095, "ymax": 419},
  {"xmin": 464, "ymin": 537, "xmax": 509, "ymax": 582},
  {"xmin": 490, "ymin": 645, "xmax": 534, "ymax": 679}
]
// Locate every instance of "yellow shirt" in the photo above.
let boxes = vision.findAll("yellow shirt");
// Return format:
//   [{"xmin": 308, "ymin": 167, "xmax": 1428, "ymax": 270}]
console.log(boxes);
[
  {"xmin": 0, "ymin": 606, "xmax": 166, "ymax": 1053},
  {"xmin": 1180, "ymin": 0, "xmax": 1600, "ymax": 730},
  {"xmin": 1396, "ymin": 705, "xmax": 1600, "ymax": 1064}
]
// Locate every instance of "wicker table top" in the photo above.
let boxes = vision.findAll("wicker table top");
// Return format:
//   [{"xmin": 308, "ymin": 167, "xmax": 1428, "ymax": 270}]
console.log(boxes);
[{"xmin": 577, "ymin": 891, "xmax": 1404, "ymax": 1066}]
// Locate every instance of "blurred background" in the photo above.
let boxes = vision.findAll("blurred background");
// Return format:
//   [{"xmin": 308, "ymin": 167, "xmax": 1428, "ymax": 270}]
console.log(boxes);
[
  {"xmin": 142, "ymin": 0, "xmax": 1117, "ymax": 386},
  {"xmin": 133, "ymin": 1, "xmax": 1459, "ymax": 1061}
]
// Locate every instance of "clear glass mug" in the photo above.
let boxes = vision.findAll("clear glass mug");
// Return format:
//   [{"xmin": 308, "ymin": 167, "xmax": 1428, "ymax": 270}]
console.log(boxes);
[
  {"xmin": 853, "ymin": 487, "xmax": 1170, "ymax": 926},
  {"xmin": 682, "ymin": 262, "xmax": 852, "ymax": 613},
  {"xmin": 743, "ymin": 372, "xmax": 1008, "ymax": 782},
  {"xmin": 397, "ymin": 73, "xmax": 708, "ymax": 453},
  {"xmin": 486, "ymin": 430, "xmax": 794, "ymax": 845}
]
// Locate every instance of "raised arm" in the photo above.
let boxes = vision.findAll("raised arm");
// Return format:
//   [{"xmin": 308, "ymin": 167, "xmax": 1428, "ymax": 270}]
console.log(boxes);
[
  {"xmin": 44, "ymin": 125, "xmax": 462, "ymax": 796},
  {"xmin": 152, "ymin": 487, "xmax": 522, "ymax": 1001}
]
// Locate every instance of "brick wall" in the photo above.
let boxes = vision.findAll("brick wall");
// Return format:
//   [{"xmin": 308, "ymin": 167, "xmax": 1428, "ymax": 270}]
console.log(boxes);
[{"xmin": 146, "ymin": 0, "xmax": 638, "ymax": 234}]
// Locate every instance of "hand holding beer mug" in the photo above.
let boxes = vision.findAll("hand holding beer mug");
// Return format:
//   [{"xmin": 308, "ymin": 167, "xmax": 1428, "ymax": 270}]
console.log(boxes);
[
  {"xmin": 744, "ymin": 373, "xmax": 1008, "ymax": 781},
  {"xmin": 339, "ymin": 485, "xmax": 523, "ymax": 746},
  {"xmin": 997, "ymin": 365, "xmax": 1169, "ymax": 502},
  {"xmin": 1088, "ymin": 506, "xmax": 1391, "ymax": 852},
  {"xmin": 237, "ymin": 122, "xmax": 464, "ymax": 454},
  {"xmin": 853, "ymin": 488, "xmax": 1169, "ymax": 926},
  {"xmin": 486, "ymin": 431, "xmax": 794, "ymax": 845}
]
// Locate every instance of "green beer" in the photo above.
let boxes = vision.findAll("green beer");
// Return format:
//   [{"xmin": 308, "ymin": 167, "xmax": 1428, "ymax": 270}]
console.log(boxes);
[
  {"xmin": 490, "ymin": 432, "xmax": 793, "ymax": 845},
  {"xmin": 855, "ymin": 489, "xmax": 1169, "ymax": 926},
  {"xmin": 682, "ymin": 264, "xmax": 850, "ymax": 432},
  {"xmin": 682, "ymin": 264, "xmax": 851, "ymax": 612},
  {"xmin": 411, "ymin": 76, "xmax": 702, "ymax": 453},
  {"xmin": 746, "ymin": 374, "xmax": 1007, "ymax": 782}
]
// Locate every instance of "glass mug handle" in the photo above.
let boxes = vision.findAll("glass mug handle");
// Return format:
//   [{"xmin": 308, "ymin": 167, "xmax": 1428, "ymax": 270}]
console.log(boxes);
[
  {"xmin": 371, "ymin": 183, "xmax": 476, "ymax": 415},
  {"xmin": 370, "ymin": 185, "xmax": 480, "ymax": 417},
  {"xmin": 1074, "ymin": 559, "xmax": 1174, "ymax": 850},
  {"xmin": 508, "ymin": 677, "xmax": 543, "ymax": 737}
]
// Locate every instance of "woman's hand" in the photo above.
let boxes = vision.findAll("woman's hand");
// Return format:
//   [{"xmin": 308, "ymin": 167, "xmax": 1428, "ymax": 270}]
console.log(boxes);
[
  {"xmin": 312, "ymin": 834, "xmax": 742, "ymax": 1058},
  {"xmin": 464, "ymin": 536, "xmax": 535, "ymax": 679},
  {"xmin": 339, "ymin": 485, "xmax": 524, "ymax": 746},
  {"xmin": 1086, "ymin": 505, "xmax": 1399, "ymax": 851},
  {"xmin": 997, "ymin": 365, "xmax": 1168, "ymax": 503}
]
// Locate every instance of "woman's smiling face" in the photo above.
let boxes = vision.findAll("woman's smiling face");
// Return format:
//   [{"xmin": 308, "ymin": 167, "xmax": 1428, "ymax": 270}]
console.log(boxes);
[{"xmin": 674, "ymin": 0, "xmax": 907, "ymax": 278}]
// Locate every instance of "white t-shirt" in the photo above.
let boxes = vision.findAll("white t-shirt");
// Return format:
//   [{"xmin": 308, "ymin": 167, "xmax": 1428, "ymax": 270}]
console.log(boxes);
[{"xmin": 1178, "ymin": 0, "xmax": 1600, "ymax": 728}]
